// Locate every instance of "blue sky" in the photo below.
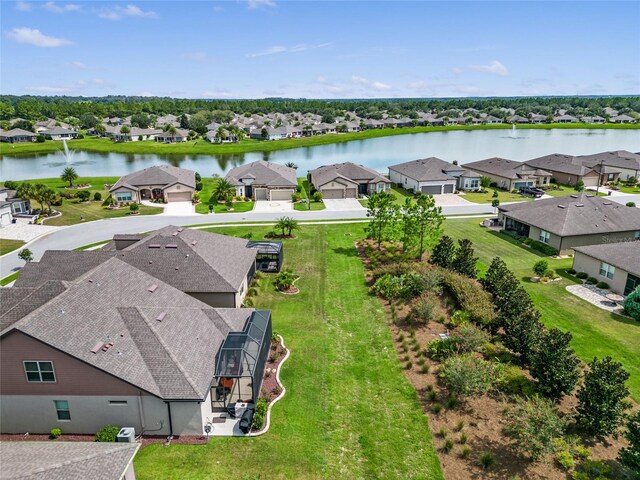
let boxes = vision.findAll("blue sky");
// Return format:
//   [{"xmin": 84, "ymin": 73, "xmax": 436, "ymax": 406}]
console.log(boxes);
[{"xmin": 1, "ymin": 0, "xmax": 639, "ymax": 98}]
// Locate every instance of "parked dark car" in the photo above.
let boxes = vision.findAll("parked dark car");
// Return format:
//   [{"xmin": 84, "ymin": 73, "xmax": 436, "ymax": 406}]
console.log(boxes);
[{"xmin": 519, "ymin": 186, "xmax": 545, "ymax": 198}]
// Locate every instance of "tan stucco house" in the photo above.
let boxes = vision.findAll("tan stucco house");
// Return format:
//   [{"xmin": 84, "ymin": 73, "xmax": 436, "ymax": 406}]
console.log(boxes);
[
  {"xmin": 572, "ymin": 242, "xmax": 640, "ymax": 296},
  {"xmin": 526, "ymin": 153, "xmax": 603, "ymax": 187},
  {"xmin": 310, "ymin": 162, "xmax": 391, "ymax": 199},
  {"xmin": 225, "ymin": 160, "xmax": 297, "ymax": 201},
  {"xmin": 109, "ymin": 165, "xmax": 195, "ymax": 203},
  {"xmin": 499, "ymin": 194, "xmax": 640, "ymax": 254},
  {"xmin": 465, "ymin": 157, "xmax": 551, "ymax": 191},
  {"xmin": 388, "ymin": 157, "xmax": 482, "ymax": 194}
]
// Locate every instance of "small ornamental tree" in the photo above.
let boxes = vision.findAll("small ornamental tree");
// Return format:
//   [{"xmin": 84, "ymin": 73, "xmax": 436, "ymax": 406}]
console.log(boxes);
[
  {"xmin": 491, "ymin": 198, "xmax": 500, "ymax": 210},
  {"xmin": 503, "ymin": 395, "xmax": 566, "ymax": 461},
  {"xmin": 503, "ymin": 306, "xmax": 544, "ymax": 364},
  {"xmin": 623, "ymin": 287, "xmax": 640, "ymax": 321},
  {"xmin": 77, "ymin": 190, "xmax": 91, "ymax": 202},
  {"xmin": 482, "ymin": 257, "xmax": 520, "ymax": 314},
  {"xmin": 576, "ymin": 356, "xmax": 630, "ymax": 438},
  {"xmin": 365, "ymin": 191, "xmax": 399, "ymax": 249},
  {"xmin": 533, "ymin": 259, "xmax": 549, "ymax": 277},
  {"xmin": 452, "ymin": 239, "xmax": 478, "ymax": 279},
  {"xmin": 129, "ymin": 202, "xmax": 139, "ymax": 213},
  {"xmin": 574, "ymin": 179, "xmax": 585, "ymax": 192},
  {"xmin": 439, "ymin": 353, "xmax": 499, "ymax": 397},
  {"xmin": 60, "ymin": 167, "xmax": 78, "ymax": 187},
  {"xmin": 18, "ymin": 248, "xmax": 34, "ymax": 263},
  {"xmin": 430, "ymin": 235, "xmax": 456, "ymax": 269},
  {"xmin": 530, "ymin": 328, "xmax": 580, "ymax": 401},
  {"xmin": 480, "ymin": 176, "xmax": 491, "ymax": 190},
  {"xmin": 619, "ymin": 411, "xmax": 640, "ymax": 475}
]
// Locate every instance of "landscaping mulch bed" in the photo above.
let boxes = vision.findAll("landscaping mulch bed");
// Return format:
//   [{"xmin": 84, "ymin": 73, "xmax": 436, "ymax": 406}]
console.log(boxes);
[
  {"xmin": 278, "ymin": 285, "xmax": 299, "ymax": 295},
  {"xmin": 260, "ymin": 338, "xmax": 287, "ymax": 402},
  {"xmin": 356, "ymin": 239, "xmax": 630, "ymax": 480}
]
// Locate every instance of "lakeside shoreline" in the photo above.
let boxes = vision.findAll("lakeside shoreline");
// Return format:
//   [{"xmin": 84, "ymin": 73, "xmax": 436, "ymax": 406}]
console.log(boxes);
[{"xmin": 1, "ymin": 123, "xmax": 638, "ymax": 157}]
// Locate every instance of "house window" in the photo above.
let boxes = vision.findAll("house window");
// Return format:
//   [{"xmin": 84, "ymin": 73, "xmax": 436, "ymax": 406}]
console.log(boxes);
[
  {"xmin": 607, "ymin": 174, "xmax": 615, "ymax": 181},
  {"xmin": 404, "ymin": 178, "xmax": 407, "ymax": 184},
  {"xmin": 377, "ymin": 183, "xmax": 385, "ymax": 192},
  {"xmin": 54, "ymin": 400, "xmax": 71, "ymax": 421},
  {"xmin": 115, "ymin": 192, "xmax": 132, "ymax": 202},
  {"xmin": 109, "ymin": 400, "xmax": 128, "ymax": 406},
  {"xmin": 539, "ymin": 230, "xmax": 551, "ymax": 244},
  {"xmin": 24, "ymin": 361, "xmax": 56, "ymax": 382},
  {"xmin": 599, "ymin": 262, "xmax": 615, "ymax": 280},
  {"xmin": 469, "ymin": 179, "xmax": 479, "ymax": 189},
  {"xmin": 635, "ymin": 231, "xmax": 640, "ymax": 240}
]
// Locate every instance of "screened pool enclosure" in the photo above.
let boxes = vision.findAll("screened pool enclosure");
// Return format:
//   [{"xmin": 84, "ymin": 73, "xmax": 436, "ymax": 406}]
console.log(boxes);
[
  {"xmin": 247, "ymin": 241, "xmax": 283, "ymax": 273},
  {"xmin": 211, "ymin": 310, "xmax": 272, "ymax": 413}
]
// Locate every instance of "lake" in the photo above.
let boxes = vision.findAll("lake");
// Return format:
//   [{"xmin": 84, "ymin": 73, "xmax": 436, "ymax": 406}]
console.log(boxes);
[{"xmin": 1, "ymin": 128, "xmax": 639, "ymax": 181}]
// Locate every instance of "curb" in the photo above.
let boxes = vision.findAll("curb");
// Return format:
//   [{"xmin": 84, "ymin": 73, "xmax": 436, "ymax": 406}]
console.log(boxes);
[{"xmin": 249, "ymin": 334, "xmax": 290, "ymax": 437}]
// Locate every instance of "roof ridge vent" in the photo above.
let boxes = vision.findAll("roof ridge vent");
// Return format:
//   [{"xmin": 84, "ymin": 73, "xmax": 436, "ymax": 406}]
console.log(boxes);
[
  {"xmin": 91, "ymin": 342, "xmax": 104, "ymax": 354},
  {"xmin": 575, "ymin": 203, "xmax": 584, "ymax": 207},
  {"xmin": 603, "ymin": 201, "xmax": 612, "ymax": 205},
  {"xmin": 191, "ymin": 240, "xmax": 198, "ymax": 246},
  {"xmin": 177, "ymin": 228, "xmax": 184, "ymax": 232},
  {"xmin": 148, "ymin": 284, "xmax": 158, "ymax": 293},
  {"xmin": 166, "ymin": 244, "xmax": 178, "ymax": 248},
  {"xmin": 148, "ymin": 244, "xmax": 161, "ymax": 248},
  {"xmin": 558, "ymin": 205, "xmax": 566, "ymax": 209},
  {"xmin": 156, "ymin": 311, "xmax": 166, "ymax": 322},
  {"xmin": 101, "ymin": 342, "xmax": 114, "ymax": 352},
  {"xmin": 586, "ymin": 194, "xmax": 595, "ymax": 197}
]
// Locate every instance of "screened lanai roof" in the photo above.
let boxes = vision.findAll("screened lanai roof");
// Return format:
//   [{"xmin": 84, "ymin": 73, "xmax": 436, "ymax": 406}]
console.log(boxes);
[{"xmin": 247, "ymin": 241, "xmax": 283, "ymax": 255}]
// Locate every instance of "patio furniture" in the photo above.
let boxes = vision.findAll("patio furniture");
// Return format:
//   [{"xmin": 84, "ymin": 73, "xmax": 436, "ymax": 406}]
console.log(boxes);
[{"xmin": 239, "ymin": 407, "xmax": 255, "ymax": 434}]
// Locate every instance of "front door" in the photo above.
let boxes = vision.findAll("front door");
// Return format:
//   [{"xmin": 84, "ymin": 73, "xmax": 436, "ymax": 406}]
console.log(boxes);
[
  {"xmin": 624, "ymin": 274, "xmax": 639, "ymax": 296},
  {"xmin": 245, "ymin": 185, "xmax": 252, "ymax": 199}
]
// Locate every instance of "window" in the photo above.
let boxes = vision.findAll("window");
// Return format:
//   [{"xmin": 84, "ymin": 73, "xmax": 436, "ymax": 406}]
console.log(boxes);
[
  {"xmin": 115, "ymin": 192, "xmax": 132, "ymax": 202},
  {"xmin": 607, "ymin": 173, "xmax": 615, "ymax": 181},
  {"xmin": 599, "ymin": 262, "xmax": 615, "ymax": 280},
  {"xmin": 24, "ymin": 361, "xmax": 56, "ymax": 382},
  {"xmin": 635, "ymin": 231, "xmax": 640, "ymax": 240},
  {"xmin": 55, "ymin": 400, "xmax": 70, "ymax": 421},
  {"xmin": 109, "ymin": 400, "xmax": 128, "ymax": 406},
  {"xmin": 469, "ymin": 179, "xmax": 479, "ymax": 189},
  {"xmin": 539, "ymin": 230, "xmax": 551, "ymax": 244},
  {"xmin": 377, "ymin": 183, "xmax": 385, "ymax": 192}
]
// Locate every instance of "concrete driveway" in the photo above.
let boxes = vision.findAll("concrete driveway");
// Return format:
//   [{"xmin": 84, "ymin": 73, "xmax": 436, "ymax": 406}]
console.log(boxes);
[
  {"xmin": 434, "ymin": 194, "xmax": 474, "ymax": 206},
  {"xmin": 0, "ymin": 218, "xmax": 60, "ymax": 242},
  {"xmin": 142, "ymin": 201, "xmax": 195, "ymax": 216},
  {"xmin": 323, "ymin": 199, "xmax": 365, "ymax": 211},
  {"xmin": 253, "ymin": 201, "xmax": 292, "ymax": 213}
]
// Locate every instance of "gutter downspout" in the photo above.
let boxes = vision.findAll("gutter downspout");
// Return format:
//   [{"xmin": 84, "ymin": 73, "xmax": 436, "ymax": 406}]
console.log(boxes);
[
  {"xmin": 137, "ymin": 392, "xmax": 146, "ymax": 434},
  {"xmin": 165, "ymin": 401, "xmax": 173, "ymax": 436}
]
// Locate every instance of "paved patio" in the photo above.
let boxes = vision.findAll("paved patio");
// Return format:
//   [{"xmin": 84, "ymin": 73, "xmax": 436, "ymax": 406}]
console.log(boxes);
[
  {"xmin": 566, "ymin": 284, "xmax": 625, "ymax": 314},
  {"xmin": 0, "ymin": 218, "xmax": 60, "ymax": 243}
]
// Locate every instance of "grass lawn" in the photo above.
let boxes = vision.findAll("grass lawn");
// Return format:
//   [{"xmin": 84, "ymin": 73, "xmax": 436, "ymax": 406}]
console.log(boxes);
[
  {"xmin": 134, "ymin": 224, "xmax": 443, "ymax": 480},
  {"xmin": 294, "ymin": 201, "xmax": 325, "ymax": 211},
  {"xmin": 360, "ymin": 185, "xmax": 413, "ymax": 208},
  {"xmin": 0, "ymin": 271, "xmax": 20, "ymax": 286},
  {"xmin": 0, "ymin": 239, "xmax": 25, "ymax": 256},
  {"xmin": 615, "ymin": 185, "xmax": 640, "ymax": 194},
  {"xmin": 544, "ymin": 186, "xmax": 607, "ymax": 197},
  {"xmin": 2, "ymin": 124, "xmax": 638, "ymax": 157},
  {"xmin": 461, "ymin": 189, "xmax": 532, "ymax": 204},
  {"xmin": 195, "ymin": 177, "xmax": 255, "ymax": 214},
  {"xmin": 443, "ymin": 218, "xmax": 640, "ymax": 401}
]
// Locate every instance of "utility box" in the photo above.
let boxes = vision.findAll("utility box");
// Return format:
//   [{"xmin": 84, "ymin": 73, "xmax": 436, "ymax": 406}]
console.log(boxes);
[{"xmin": 117, "ymin": 427, "xmax": 136, "ymax": 443}]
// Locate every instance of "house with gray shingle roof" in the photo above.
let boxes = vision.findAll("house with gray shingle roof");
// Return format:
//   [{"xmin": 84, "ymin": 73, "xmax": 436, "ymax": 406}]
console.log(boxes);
[
  {"xmin": 577, "ymin": 150, "xmax": 640, "ymax": 182},
  {"xmin": 526, "ymin": 153, "xmax": 602, "ymax": 187},
  {"xmin": 609, "ymin": 114, "xmax": 636, "ymax": 124},
  {"xmin": 388, "ymin": 157, "xmax": 482, "ymax": 194},
  {"xmin": 499, "ymin": 193, "xmax": 640, "ymax": 254},
  {"xmin": 109, "ymin": 165, "xmax": 195, "ymax": 203},
  {"xmin": 310, "ymin": 162, "xmax": 391, "ymax": 199},
  {"xmin": 0, "ymin": 441, "xmax": 140, "ymax": 480},
  {"xmin": 225, "ymin": 160, "xmax": 297, "ymax": 201},
  {"xmin": 0, "ymin": 128, "xmax": 37, "ymax": 143},
  {"xmin": 1, "ymin": 256, "xmax": 271, "ymax": 436},
  {"xmin": 41, "ymin": 127, "xmax": 78, "ymax": 141},
  {"xmin": 572, "ymin": 241, "xmax": 640, "ymax": 296},
  {"xmin": 465, "ymin": 157, "xmax": 552, "ymax": 191}
]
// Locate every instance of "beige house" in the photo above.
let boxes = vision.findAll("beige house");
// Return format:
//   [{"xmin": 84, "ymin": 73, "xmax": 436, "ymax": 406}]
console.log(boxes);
[
  {"xmin": 526, "ymin": 153, "xmax": 603, "ymax": 187},
  {"xmin": 225, "ymin": 160, "xmax": 297, "ymax": 201},
  {"xmin": 572, "ymin": 242, "xmax": 640, "ymax": 296},
  {"xmin": 310, "ymin": 162, "xmax": 391, "ymax": 199},
  {"xmin": 388, "ymin": 157, "xmax": 482, "ymax": 194},
  {"xmin": 465, "ymin": 157, "xmax": 551, "ymax": 191},
  {"xmin": 499, "ymin": 194, "xmax": 640, "ymax": 254},
  {"xmin": 109, "ymin": 165, "xmax": 195, "ymax": 203}
]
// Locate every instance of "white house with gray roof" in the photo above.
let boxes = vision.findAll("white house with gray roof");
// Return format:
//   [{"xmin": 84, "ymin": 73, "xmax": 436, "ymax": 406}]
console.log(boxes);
[
  {"xmin": 225, "ymin": 160, "xmax": 298, "ymax": 201},
  {"xmin": 388, "ymin": 157, "xmax": 482, "ymax": 194},
  {"xmin": 109, "ymin": 165, "xmax": 195, "ymax": 203},
  {"xmin": 310, "ymin": 162, "xmax": 391, "ymax": 199},
  {"xmin": 572, "ymin": 242, "xmax": 640, "ymax": 296}
]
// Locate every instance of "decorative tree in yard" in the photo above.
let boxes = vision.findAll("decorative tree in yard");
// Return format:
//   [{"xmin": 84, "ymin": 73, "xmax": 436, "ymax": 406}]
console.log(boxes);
[
  {"xmin": 404, "ymin": 193, "xmax": 443, "ymax": 259},
  {"xmin": 18, "ymin": 249, "xmax": 34, "ymax": 263},
  {"xmin": 502, "ymin": 305, "xmax": 544, "ymax": 363},
  {"xmin": 452, "ymin": 239, "xmax": 478, "ymax": 278},
  {"xmin": 365, "ymin": 191, "xmax": 399, "ymax": 249},
  {"xmin": 530, "ymin": 328, "xmax": 580, "ymax": 401},
  {"xmin": 430, "ymin": 235, "xmax": 456, "ymax": 269},
  {"xmin": 619, "ymin": 411, "xmax": 640, "ymax": 475},
  {"xmin": 623, "ymin": 287, "xmax": 640, "ymax": 321},
  {"xmin": 212, "ymin": 178, "xmax": 235, "ymax": 203},
  {"xmin": 480, "ymin": 176, "xmax": 491, "ymax": 191},
  {"xmin": 577, "ymin": 356, "xmax": 630, "ymax": 438},
  {"xmin": 61, "ymin": 167, "xmax": 78, "ymax": 187}
]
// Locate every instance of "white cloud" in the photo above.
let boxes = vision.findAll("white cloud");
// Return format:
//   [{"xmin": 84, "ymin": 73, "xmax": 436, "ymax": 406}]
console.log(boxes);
[
  {"xmin": 468, "ymin": 60, "xmax": 508, "ymax": 76},
  {"xmin": 43, "ymin": 2, "xmax": 81, "ymax": 13},
  {"xmin": 350, "ymin": 75, "xmax": 392, "ymax": 91},
  {"xmin": 6, "ymin": 27, "xmax": 72, "ymax": 47},
  {"xmin": 99, "ymin": 4, "xmax": 157, "ymax": 20},
  {"xmin": 247, "ymin": 43, "xmax": 329, "ymax": 58},
  {"xmin": 16, "ymin": 1, "xmax": 32, "ymax": 11},
  {"xmin": 247, "ymin": 0, "xmax": 276, "ymax": 9},
  {"xmin": 65, "ymin": 60, "xmax": 89, "ymax": 69},
  {"xmin": 25, "ymin": 79, "xmax": 112, "ymax": 94},
  {"xmin": 371, "ymin": 81, "xmax": 392, "ymax": 91},
  {"xmin": 351, "ymin": 75, "xmax": 369, "ymax": 85},
  {"xmin": 451, "ymin": 67, "xmax": 464, "ymax": 75}
]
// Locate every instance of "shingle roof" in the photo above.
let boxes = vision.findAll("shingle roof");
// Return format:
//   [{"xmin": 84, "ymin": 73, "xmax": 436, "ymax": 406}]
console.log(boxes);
[
  {"xmin": 0, "ymin": 281, "xmax": 67, "ymax": 331},
  {"xmin": 3, "ymin": 257, "xmax": 253, "ymax": 400},
  {"xmin": 109, "ymin": 165, "xmax": 195, "ymax": 192},
  {"xmin": 225, "ymin": 160, "xmax": 297, "ymax": 187},
  {"xmin": 526, "ymin": 153, "xmax": 597, "ymax": 176},
  {"xmin": 388, "ymin": 157, "xmax": 461, "ymax": 182},
  {"xmin": 0, "ymin": 441, "xmax": 140, "ymax": 480},
  {"xmin": 499, "ymin": 193, "xmax": 640, "ymax": 237},
  {"xmin": 465, "ymin": 157, "xmax": 551, "ymax": 179},
  {"xmin": 573, "ymin": 241, "xmax": 640, "ymax": 277},
  {"xmin": 0, "ymin": 128, "xmax": 36, "ymax": 138},
  {"xmin": 577, "ymin": 150, "xmax": 640, "ymax": 171},
  {"xmin": 310, "ymin": 162, "xmax": 391, "ymax": 187},
  {"xmin": 42, "ymin": 127, "xmax": 75, "ymax": 135},
  {"xmin": 15, "ymin": 251, "xmax": 116, "ymax": 288}
]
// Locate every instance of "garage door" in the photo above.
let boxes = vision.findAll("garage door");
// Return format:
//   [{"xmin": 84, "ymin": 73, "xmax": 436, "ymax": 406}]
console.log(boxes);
[
  {"xmin": 0, "ymin": 212, "xmax": 11, "ymax": 226},
  {"xmin": 322, "ymin": 189, "xmax": 344, "ymax": 199},
  {"xmin": 166, "ymin": 191, "xmax": 192, "ymax": 202},
  {"xmin": 270, "ymin": 189, "xmax": 294, "ymax": 201},
  {"xmin": 582, "ymin": 177, "xmax": 599, "ymax": 187},
  {"xmin": 254, "ymin": 188, "xmax": 268, "ymax": 201},
  {"xmin": 345, "ymin": 188, "xmax": 357, "ymax": 198},
  {"xmin": 421, "ymin": 185, "xmax": 441, "ymax": 195},
  {"xmin": 443, "ymin": 184, "xmax": 454, "ymax": 193}
]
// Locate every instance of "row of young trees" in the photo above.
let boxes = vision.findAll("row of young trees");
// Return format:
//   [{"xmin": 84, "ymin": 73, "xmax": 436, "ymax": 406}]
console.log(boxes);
[{"xmin": 365, "ymin": 192, "xmax": 445, "ymax": 259}]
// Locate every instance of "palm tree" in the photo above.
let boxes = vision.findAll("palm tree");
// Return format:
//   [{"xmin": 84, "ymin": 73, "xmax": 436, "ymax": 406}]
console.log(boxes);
[
  {"xmin": 275, "ymin": 217, "xmax": 288, "ymax": 236},
  {"xmin": 284, "ymin": 162, "xmax": 298, "ymax": 170},
  {"xmin": 61, "ymin": 167, "xmax": 78, "ymax": 187},
  {"xmin": 216, "ymin": 126, "xmax": 228, "ymax": 143},
  {"xmin": 94, "ymin": 123, "xmax": 106, "ymax": 136},
  {"xmin": 284, "ymin": 217, "xmax": 299, "ymax": 236},
  {"xmin": 212, "ymin": 178, "xmax": 235, "ymax": 203}
]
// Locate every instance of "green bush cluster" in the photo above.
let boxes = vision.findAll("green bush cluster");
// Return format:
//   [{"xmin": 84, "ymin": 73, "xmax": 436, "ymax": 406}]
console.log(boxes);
[
  {"xmin": 252, "ymin": 399, "xmax": 268, "ymax": 430},
  {"xmin": 523, "ymin": 238, "xmax": 559, "ymax": 256},
  {"xmin": 440, "ymin": 269, "xmax": 496, "ymax": 329},
  {"xmin": 576, "ymin": 272, "xmax": 589, "ymax": 279},
  {"xmin": 95, "ymin": 424, "xmax": 120, "ymax": 442},
  {"xmin": 439, "ymin": 353, "xmax": 499, "ymax": 397},
  {"xmin": 50, "ymin": 428, "xmax": 62, "ymax": 439},
  {"xmin": 623, "ymin": 287, "xmax": 640, "ymax": 321}
]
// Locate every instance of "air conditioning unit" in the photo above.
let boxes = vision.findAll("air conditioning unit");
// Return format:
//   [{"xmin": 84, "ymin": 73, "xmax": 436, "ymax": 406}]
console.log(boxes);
[{"xmin": 117, "ymin": 427, "xmax": 135, "ymax": 443}]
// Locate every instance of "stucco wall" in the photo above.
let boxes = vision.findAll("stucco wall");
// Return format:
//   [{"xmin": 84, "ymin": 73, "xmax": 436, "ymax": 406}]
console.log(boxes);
[
  {"xmin": 572, "ymin": 252, "xmax": 629, "ymax": 294},
  {"xmin": 560, "ymin": 232, "xmax": 640, "ymax": 252},
  {"xmin": 388, "ymin": 170, "xmax": 455, "ymax": 193}
]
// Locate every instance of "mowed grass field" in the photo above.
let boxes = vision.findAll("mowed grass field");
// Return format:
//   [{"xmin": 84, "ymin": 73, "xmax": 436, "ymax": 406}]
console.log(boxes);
[
  {"xmin": 134, "ymin": 223, "xmax": 444, "ymax": 480},
  {"xmin": 443, "ymin": 218, "xmax": 640, "ymax": 401}
]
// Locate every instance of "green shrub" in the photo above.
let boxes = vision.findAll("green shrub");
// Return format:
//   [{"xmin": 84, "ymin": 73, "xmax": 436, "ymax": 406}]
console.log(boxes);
[
  {"xmin": 129, "ymin": 202, "xmax": 139, "ymax": 213},
  {"xmin": 556, "ymin": 450, "xmax": 575, "ymax": 470},
  {"xmin": 626, "ymin": 202, "xmax": 636, "ymax": 207},
  {"xmin": 619, "ymin": 410, "xmax": 640, "ymax": 474},
  {"xmin": 93, "ymin": 191, "xmax": 102, "ymax": 201},
  {"xmin": 404, "ymin": 360, "xmax": 413, "ymax": 370},
  {"xmin": 76, "ymin": 133, "xmax": 84, "ymax": 139},
  {"xmin": 50, "ymin": 428, "xmax": 62, "ymax": 439},
  {"xmin": 426, "ymin": 338, "xmax": 456, "ymax": 360},
  {"xmin": 459, "ymin": 432, "xmax": 468, "ymax": 444},
  {"xmin": 533, "ymin": 259, "xmax": 549, "ymax": 277},
  {"xmin": 497, "ymin": 364, "xmax": 536, "ymax": 396},
  {"xmin": 432, "ymin": 402, "xmax": 443, "ymax": 414},
  {"xmin": 195, "ymin": 181, "xmax": 203, "ymax": 191},
  {"xmin": 437, "ymin": 426, "xmax": 448, "ymax": 438},
  {"xmin": 576, "ymin": 272, "xmax": 589, "ymax": 279},
  {"xmin": 572, "ymin": 459, "xmax": 611, "ymax": 479},
  {"xmin": 460, "ymin": 446, "xmax": 472, "ymax": 459},
  {"xmin": 77, "ymin": 190, "xmax": 91, "ymax": 202},
  {"xmin": 95, "ymin": 424, "xmax": 120, "ymax": 442},
  {"xmin": 567, "ymin": 268, "xmax": 576, "ymax": 275},
  {"xmin": 419, "ymin": 364, "xmax": 429, "ymax": 374},
  {"xmin": 450, "ymin": 310, "xmax": 470, "ymax": 326},
  {"xmin": 623, "ymin": 287, "xmax": 640, "ymax": 321},
  {"xmin": 455, "ymin": 419, "xmax": 465, "ymax": 431},
  {"xmin": 544, "ymin": 268, "xmax": 557, "ymax": 279},
  {"xmin": 440, "ymin": 353, "xmax": 499, "ymax": 397},
  {"xmin": 586, "ymin": 277, "xmax": 598, "ymax": 285},
  {"xmin": 427, "ymin": 390, "xmax": 438, "ymax": 402},
  {"xmin": 371, "ymin": 272, "xmax": 425, "ymax": 300},
  {"xmin": 36, "ymin": 134, "xmax": 45, "ymax": 142},
  {"xmin": 442, "ymin": 439, "xmax": 454, "ymax": 453},
  {"xmin": 291, "ymin": 192, "xmax": 302, "ymax": 202},
  {"xmin": 445, "ymin": 394, "xmax": 459, "ymax": 409},
  {"xmin": 440, "ymin": 269, "xmax": 496, "ymax": 329},
  {"xmin": 252, "ymin": 398, "xmax": 268, "ymax": 430},
  {"xmin": 410, "ymin": 296, "xmax": 438, "ymax": 325},
  {"xmin": 247, "ymin": 287, "xmax": 259, "ymax": 297},
  {"xmin": 478, "ymin": 451, "xmax": 496, "ymax": 469},
  {"xmin": 449, "ymin": 323, "xmax": 491, "ymax": 354},
  {"xmin": 595, "ymin": 282, "xmax": 609, "ymax": 289},
  {"xmin": 102, "ymin": 195, "xmax": 113, "ymax": 206},
  {"xmin": 526, "ymin": 239, "xmax": 559, "ymax": 256},
  {"xmin": 312, "ymin": 191, "xmax": 323, "ymax": 202}
]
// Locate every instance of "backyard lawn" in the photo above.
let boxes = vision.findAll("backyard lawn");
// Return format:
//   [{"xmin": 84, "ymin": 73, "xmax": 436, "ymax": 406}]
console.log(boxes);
[
  {"xmin": 443, "ymin": 218, "xmax": 640, "ymax": 401},
  {"xmin": 134, "ymin": 223, "xmax": 444, "ymax": 480},
  {"xmin": 0, "ymin": 239, "xmax": 25, "ymax": 256},
  {"xmin": 195, "ymin": 177, "xmax": 255, "ymax": 214},
  {"xmin": 359, "ymin": 185, "xmax": 413, "ymax": 208}
]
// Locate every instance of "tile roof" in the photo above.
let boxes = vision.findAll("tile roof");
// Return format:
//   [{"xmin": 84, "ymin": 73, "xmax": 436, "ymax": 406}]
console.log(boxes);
[
  {"xmin": 573, "ymin": 241, "xmax": 640, "ymax": 277},
  {"xmin": 310, "ymin": 162, "xmax": 391, "ymax": 187},
  {"xmin": 3, "ymin": 257, "xmax": 254, "ymax": 400},
  {"xmin": 388, "ymin": 157, "xmax": 462, "ymax": 182},
  {"xmin": 0, "ymin": 441, "xmax": 140, "ymax": 480},
  {"xmin": 225, "ymin": 160, "xmax": 297, "ymax": 187},
  {"xmin": 110, "ymin": 165, "xmax": 195, "ymax": 192},
  {"xmin": 499, "ymin": 193, "xmax": 640, "ymax": 237}
]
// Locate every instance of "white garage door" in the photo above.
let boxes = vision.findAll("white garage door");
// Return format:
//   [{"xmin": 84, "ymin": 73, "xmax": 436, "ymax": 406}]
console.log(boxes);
[
  {"xmin": 0, "ymin": 212, "xmax": 11, "ymax": 226},
  {"xmin": 582, "ymin": 176, "xmax": 599, "ymax": 187},
  {"xmin": 270, "ymin": 189, "xmax": 294, "ymax": 201},
  {"xmin": 322, "ymin": 189, "xmax": 344, "ymax": 199},
  {"xmin": 166, "ymin": 191, "xmax": 192, "ymax": 202}
]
